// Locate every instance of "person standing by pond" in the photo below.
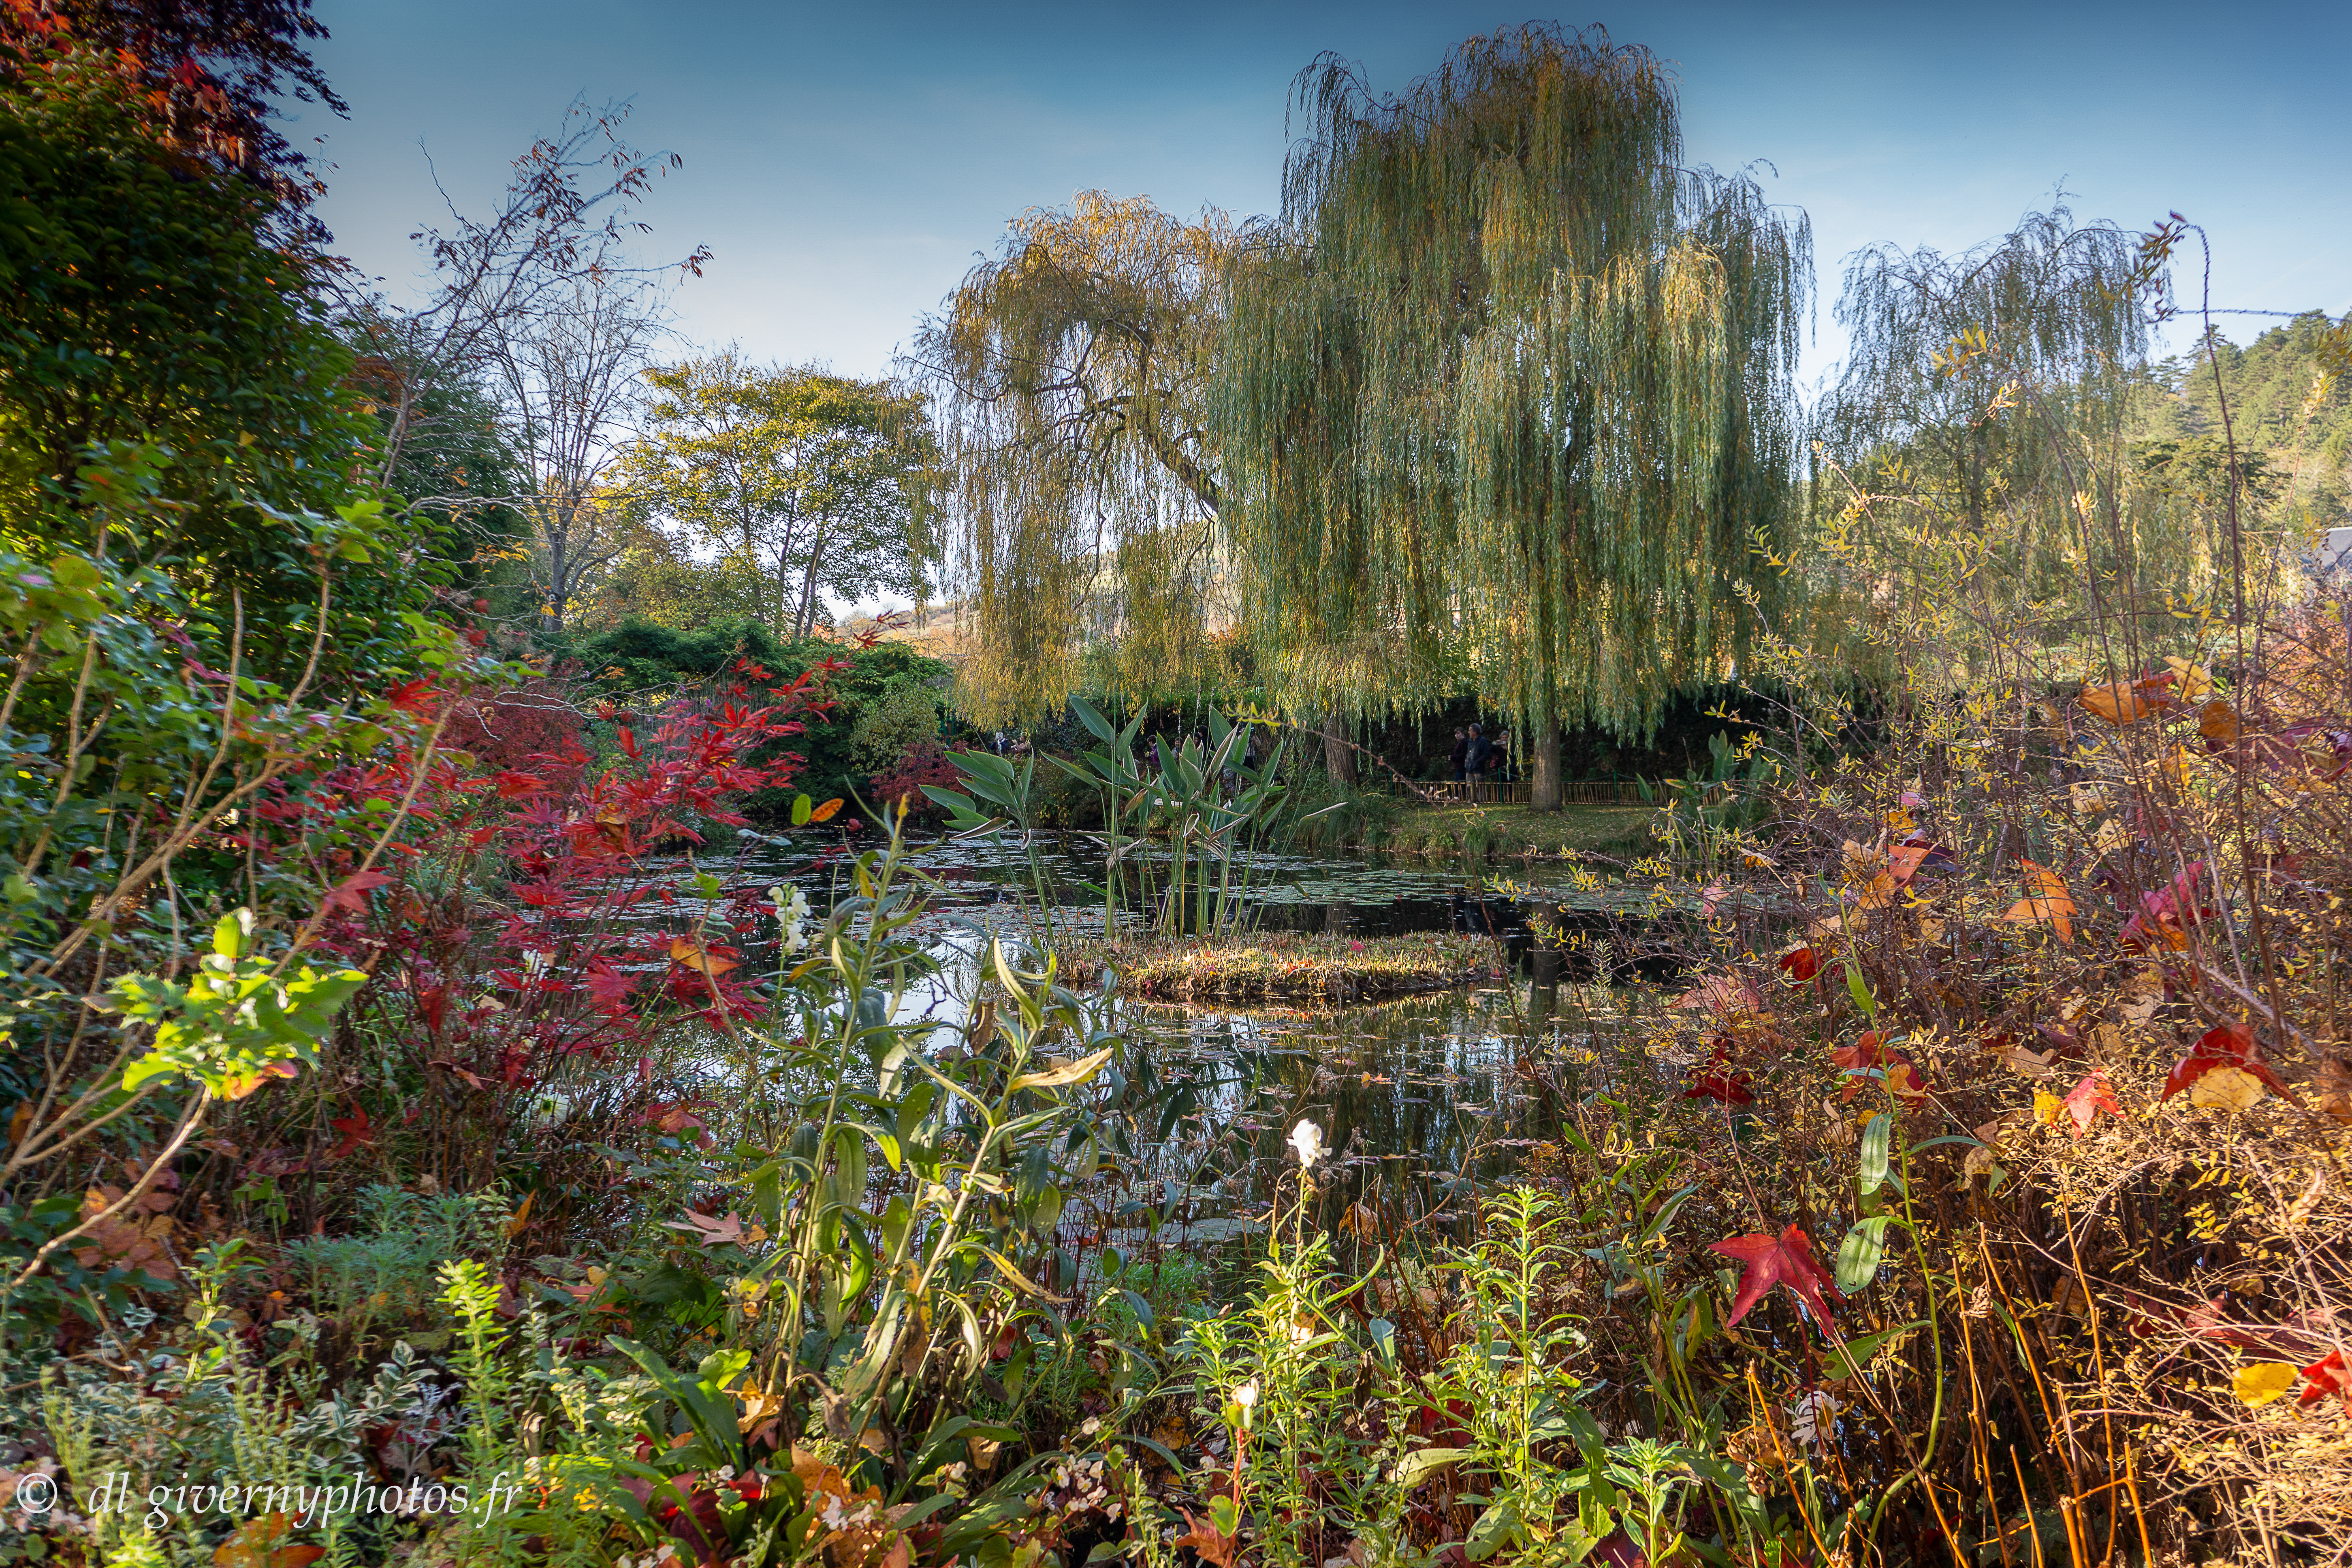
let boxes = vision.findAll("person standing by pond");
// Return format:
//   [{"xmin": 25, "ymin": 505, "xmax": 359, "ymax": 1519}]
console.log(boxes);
[
  {"xmin": 1464, "ymin": 724, "xmax": 1492, "ymax": 786},
  {"xmin": 1448, "ymin": 726, "xmax": 1469, "ymax": 782}
]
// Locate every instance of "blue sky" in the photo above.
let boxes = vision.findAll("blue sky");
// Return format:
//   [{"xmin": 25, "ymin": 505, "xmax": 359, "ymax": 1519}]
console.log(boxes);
[{"xmin": 307, "ymin": 0, "xmax": 2352, "ymax": 393}]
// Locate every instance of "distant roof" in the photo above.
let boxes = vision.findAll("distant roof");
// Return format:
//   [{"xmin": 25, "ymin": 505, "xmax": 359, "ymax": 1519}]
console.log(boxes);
[{"xmin": 2317, "ymin": 527, "xmax": 2352, "ymax": 576}]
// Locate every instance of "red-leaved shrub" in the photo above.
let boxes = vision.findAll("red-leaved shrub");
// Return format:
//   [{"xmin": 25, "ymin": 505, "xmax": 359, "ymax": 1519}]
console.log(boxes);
[{"xmin": 868, "ymin": 739, "xmax": 967, "ymax": 823}]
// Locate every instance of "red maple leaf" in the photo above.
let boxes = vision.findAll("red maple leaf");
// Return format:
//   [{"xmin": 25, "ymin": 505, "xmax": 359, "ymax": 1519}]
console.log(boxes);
[
  {"xmin": 1776, "ymin": 944, "xmax": 1821, "ymax": 982},
  {"xmin": 2300, "ymin": 1348, "xmax": 2348, "ymax": 1408},
  {"xmin": 323, "ymin": 868, "xmax": 391, "ymax": 913},
  {"xmin": 1710, "ymin": 1223, "xmax": 1841, "ymax": 1332},
  {"xmin": 493, "ymin": 770, "xmax": 549, "ymax": 800},
  {"xmin": 386, "ymin": 678, "xmax": 437, "ymax": 714},
  {"xmin": 585, "ymin": 961, "xmax": 635, "ymax": 1009},
  {"xmin": 2061, "ymin": 1071, "xmax": 2121, "ymax": 1135},
  {"xmin": 1684, "ymin": 1043, "xmax": 1754, "ymax": 1105},
  {"xmin": 326, "ymin": 1101, "xmax": 376, "ymax": 1161},
  {"xmin": 2161, "ymin": 1021, "xmax": 2298, "ymax": 1105},
  {"xmin": 1831, "ymin": 1031, "xmax": 1931, "ymax": 1103}
]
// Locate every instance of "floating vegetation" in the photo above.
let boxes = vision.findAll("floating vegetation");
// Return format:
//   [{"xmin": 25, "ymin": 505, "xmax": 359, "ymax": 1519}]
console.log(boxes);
[{"xmin": 1065, "ymin": 929, "xmax": 1506, "ymax": 1003}]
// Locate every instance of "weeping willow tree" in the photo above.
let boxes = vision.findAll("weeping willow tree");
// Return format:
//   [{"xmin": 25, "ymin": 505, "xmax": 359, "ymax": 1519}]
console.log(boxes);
[
  {"xmin": 1816, "ymin": 206, "xmax": 2307, "ymax": 687},
  {"xmin": 911, "ymin": 192, "xmax": 1244, "ymax": 725},
  {"xmin": 1216, "ymin": 25, "xmax": 1810, "ymax": 808}
]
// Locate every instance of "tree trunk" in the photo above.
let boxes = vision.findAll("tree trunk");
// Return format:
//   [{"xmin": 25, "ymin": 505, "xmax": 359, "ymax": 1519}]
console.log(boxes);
[
  {"xmin": 542, "ymin": 509, "xmax": 570, "ymax": 634},
  {"xmin": 1321, "ymin": 708, "xmax": 1355, "ymax": 786},
  {"xmin": 1529, "ymin": 691, "xmax": 1564, "ymax": 811},
  {"xmin": 794, "ymin": 543, "xmax": 822, "ymax": 640}
]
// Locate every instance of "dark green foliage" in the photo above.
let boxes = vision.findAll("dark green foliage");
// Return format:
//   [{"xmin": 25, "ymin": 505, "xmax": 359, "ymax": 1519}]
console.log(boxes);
[
  {"xmin": 0, "ymin": 0, "xmax": 344, "ymax": 210},
  {"xmin": 2139, "ymin": 314, "xmax": 2351, "ymax": 537},
  {"xmin": 344, "ymin": 334, "xmax": 532, "ymax": 596},
  {"xmin": 2153, "ymin": 314, "xmax": 2352, "ymax": 461},
  {"xmin": 548, "ymin": 612, "xmax": 796, "ymax": 690},
  {"xmin": 0, "ymin": 50, "xmax": 444, "ymax": 1334},
  {"xmin": 546, "ymin": 617, "xmax": 952, "ymax": 814},
  {"xmin": 0, "ymin": 54, "xmax": 448, "ymax": 686}
]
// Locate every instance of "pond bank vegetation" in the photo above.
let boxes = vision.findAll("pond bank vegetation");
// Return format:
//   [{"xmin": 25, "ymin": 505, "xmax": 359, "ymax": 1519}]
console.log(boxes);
[{"xmin": 8, "ymin": 12, "xmax": 2352, "ymax": 1568}]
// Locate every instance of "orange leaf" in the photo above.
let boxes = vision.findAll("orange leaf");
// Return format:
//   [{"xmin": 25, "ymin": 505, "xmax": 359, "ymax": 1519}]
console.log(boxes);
[
  {"xmin": 2081, "ymin": 670, "xmax": 2178, "ymax": 726},
  {"xmin": 2198, "ymin": 698, "xmax": 2241, "ymax": 745},
  {"xmin": 668, "ymin": 938, "xmax": 741, "ymax": 977},
  {"xmin": 2000, "ymin": 859, "xmax": 2076, "ymax": 944},
  {"xmin": 220, "ymin": 1061, "xmax": 298, "ymax": 1101},
  {"xmin": 215, "ymin": 1515, "xmax": 325, "ymax": 1568},
  {"xmin": 808, "ymin": 797, "xmax": 846, "ymax": 823}
]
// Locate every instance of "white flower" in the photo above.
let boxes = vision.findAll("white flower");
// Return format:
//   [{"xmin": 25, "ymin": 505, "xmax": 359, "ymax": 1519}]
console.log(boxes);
[
  {"xmin": 770, "ymin": 884, "xmax": 811, "ymax": 954},
  {"xmin": 1789, "ymin": 1389, "xmax": 1841, "ymax": 1450},
  {"xmin": 1289, "ymin": 1120, "xmax": 1325, "ymax": 1168},
  {"xmin": 1232, "ymin": 1378, "xmax": 1259, "ymax": 1410}
]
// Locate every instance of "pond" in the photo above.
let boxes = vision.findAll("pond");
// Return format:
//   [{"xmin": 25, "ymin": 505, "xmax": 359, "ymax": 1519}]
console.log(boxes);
[{"xmin": 625, "ymin": 828, "xmax": 1685, "ymax": 1280}]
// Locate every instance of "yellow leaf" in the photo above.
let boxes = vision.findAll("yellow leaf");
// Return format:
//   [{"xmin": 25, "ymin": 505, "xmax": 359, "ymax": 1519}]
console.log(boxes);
[
  {"xmin": 2189, "ymin": 1065, "xmax": 2266, "ymax": 1111},
  {"xmin": 738, "ymin": 1379, "xmax": 788, "ymax": 1431},
  {"xmin": 1007, "ymin": 1045, "xmax": 1114, "ymax": 1094},
  {"xmin": 2154, "ymin": 747, "xmax": 2200, "ymax": 792},
  {"xmin": 502, "ymin": 1191, "xmax": 534, "ymax": 1237},
  {"xmin": 2162, "ymin": 657, "xmax": 2214, "ymax": 702},
  {"xmin": 978, "ymin": 1244, "xmax": 1066, "ymax": 1299},
  {"xmin": 2032, "ymin": 1090, "xmax": 2066, "ymax": 1128},
  {"xmin": 2234, "ymin": 1361, "xmax": 2299, "ymax": 1407}
]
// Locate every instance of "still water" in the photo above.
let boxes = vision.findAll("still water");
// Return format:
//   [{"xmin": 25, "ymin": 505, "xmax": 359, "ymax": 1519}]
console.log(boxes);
[{"xmin": 622, "ymin": 830, "xmax": 1680, "ymax": 1261}]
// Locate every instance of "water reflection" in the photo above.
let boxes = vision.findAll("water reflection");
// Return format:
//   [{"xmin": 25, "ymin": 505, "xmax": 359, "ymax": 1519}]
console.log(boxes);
[{"xmin": 635, "ymin": 830, "xmax": 1675, "ymax": 1270}]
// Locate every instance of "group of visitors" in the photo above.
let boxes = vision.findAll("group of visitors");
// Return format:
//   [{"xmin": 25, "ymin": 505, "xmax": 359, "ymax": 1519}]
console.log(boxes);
[{"xmin": 1447, "ymin": 723, "xmax": 1510, "ymax": 784}]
